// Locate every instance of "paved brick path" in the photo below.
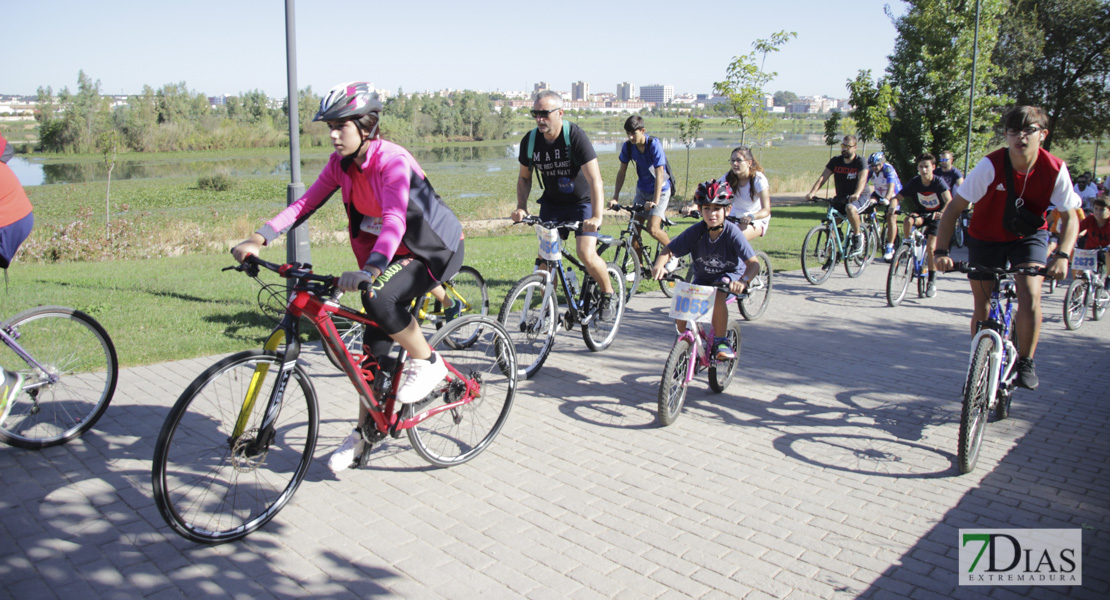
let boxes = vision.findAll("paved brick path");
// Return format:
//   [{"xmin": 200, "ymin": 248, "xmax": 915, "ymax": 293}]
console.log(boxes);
[{"xmin": 1, "ymin": 251, "xmax": 1107, "ymax": 599}]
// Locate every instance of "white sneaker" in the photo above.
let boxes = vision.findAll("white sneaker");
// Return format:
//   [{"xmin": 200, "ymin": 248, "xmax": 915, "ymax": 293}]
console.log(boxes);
[
  {"xmin": 327, "ymin": 428, "xmax": 365, "ymax": 472},
  {"xmin": 664, "ymin": 256, "xmax": 680, "ymax": 273},
  {"xmin": 0, "ymin": 369, "xmax": 22, "ymax": 425},
  {"xmin": 883, "ymin": 244, "xmax": 894, "ymax": 262},
  {"xmin": 396, "ymin": 352, "xmax": 449, "ymax": 404}
]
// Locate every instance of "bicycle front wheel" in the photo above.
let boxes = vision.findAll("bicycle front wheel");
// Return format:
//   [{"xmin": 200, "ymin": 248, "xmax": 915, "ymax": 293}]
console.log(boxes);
[
  {"xmin": 844, "ymin": 225, "xmax": 874, "ymax": 278},
  {"xmin": 1092, "ymin": 282, "xmax": 1109, "ymax": 321},
  {"xmin": 151, "ymin": 350, "xmax": 318, "ymax": 544},
  {"xmin": 659, "ymin": 254, "xmax": 691, "ymax": 298},
  {"xmin": 582, "ymin": 262, "xmax": 626, "ymax": 352},
  {"xmin": 497, "ymin": 274, "xmax": 557, "ymax": 379},
  {"xmin": 885, "ymin": 245, "xmax": 913, "ymax": 307},
  {"xmin": 801, "ymin": 224, "xmax": 836, "ymax": 285},
  {"xmin": 958, "ymin": 337, "xmax": 994, "ymax": 474},
  {"xmin": 1063, "ymin": 279, "xmax": 1088, "ymax": 330},
  {"xmin": 738, "ymin": 251, "xmax": 773, "ymax": 321},
  {"xmin": 435, "ymin": 266, "xmax": 490, "ymax": 349},
  {"xmin": 708, "ymin": 322, "xmax": 741, "ymax": 393},
  {"xmin": 406, "ymin": 316, "xmax": 517, "ymax": 468},
  {"xmin": 614, "ymin": 239, "xmax": 642, "ymax": 304},
  {"xmin": 657, "ymin": 338, "xmax": 692, "ymax": 427},
  {"xmin": 0, "ymin": 306, "xmax": 118, "ymax": 449}
]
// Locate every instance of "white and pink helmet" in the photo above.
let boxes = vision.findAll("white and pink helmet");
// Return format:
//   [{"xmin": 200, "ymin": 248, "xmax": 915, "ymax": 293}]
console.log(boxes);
[{"xmin": 313, "ymin": 81, "xmax": 382, "ymax": 122}]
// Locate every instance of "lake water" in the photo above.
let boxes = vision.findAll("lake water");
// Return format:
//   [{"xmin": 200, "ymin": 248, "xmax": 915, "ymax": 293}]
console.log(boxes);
[{"xmin": 9, "ymin": 133, "xmax": 824, "ymax": 187}]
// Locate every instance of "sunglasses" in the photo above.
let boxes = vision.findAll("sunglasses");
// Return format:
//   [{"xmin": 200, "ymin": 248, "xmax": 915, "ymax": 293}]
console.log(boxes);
[
  {"xmin": 939, "ymin": 158, "xmax": 950, "ymax": 163},
  {"xmin": 530, "ymin": 109, "xmax": 559, "ymax": 118}
]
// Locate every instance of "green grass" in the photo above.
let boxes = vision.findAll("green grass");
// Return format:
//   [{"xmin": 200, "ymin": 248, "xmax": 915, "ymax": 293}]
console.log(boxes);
[{"xmin": 2, "ymin": 204, "xmax": 826, "ymax": 368}]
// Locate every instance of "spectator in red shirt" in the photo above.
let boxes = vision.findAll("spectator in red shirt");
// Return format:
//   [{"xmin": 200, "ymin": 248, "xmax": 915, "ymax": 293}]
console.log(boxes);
[{"xmin": 935, "ymin": 106, "xmax": 1080, "ymax": 390}]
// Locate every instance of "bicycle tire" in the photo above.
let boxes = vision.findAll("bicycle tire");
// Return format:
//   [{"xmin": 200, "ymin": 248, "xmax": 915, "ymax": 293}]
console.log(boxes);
[
  {"xmin": 952, "ymin": 222, "xmax": 965, "ymax": 248},
  {"xmin": 885, "ymin": 245, "xmax": 913, "ymax": 307},
  {"xmin": 1092, "ymin": 283, "xmax": 1109, "ymax": 321},
  {"xmin": 995, "ymin": 325, "xmax": 1017, "ymax": 421},
  {"xmin": 958, "ymin": 337, "xmax": 993, "ymax": 474},
  {"xmin": 844, "ymin": 224, "xmax": 873, "ymax": 278},
  {"xmin": 614, "ymin": 239, "xmax": 642, "ymax": 304},
  {"xmin": 657, "ymin": 338, "xmax": 692, "ymax": 426},
  {"xmin": 708, "ymin": 322, "xmax": 742, "ymax": 393},
  {"xmin": 738, "ymin": 251, "xmax": 773, "ymax": 321},
  {"xmin": 152, "ymin": 350, "xmax": 318, "ymax": 543},
  {"xmin": 582, "ymin": 262, "xmax": 626, "ymax": 352},
  {"xmin": 1063, "ymin": 279, "xmax": 1088, "ymax": 330},
  {"xmin": 405, "ymin": 316, "xmax": 518, "ymax": 468},
  {"xmin": 917, "ymin": 270, "xmax": 928, "ymax": 298},
  {"xmin": 497, "ymin": 273, "xmax": 557, "ymax": 379},
  {"xmin": 0, "ymin": 306, "xmax": 118, "ymax": 449},
  {"xmin": 801, "ymin": 224, "xmax": 836, "ymax": 285},
  {"xmin": 659, "ymin": 254, "xmax": 691, "ymax": 298},
  {"xmin": 433, "ymin": 266, "xmax": 490, "ymax": 349}
]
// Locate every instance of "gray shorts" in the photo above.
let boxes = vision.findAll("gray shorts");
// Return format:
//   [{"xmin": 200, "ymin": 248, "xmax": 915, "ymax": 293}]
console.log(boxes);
[
  {"xmin": 965, "ymin": 229, "xmax": 1049, "ymax": 281},
  {"xmin": 633, "ymin": 187, "xmax": 671, "ymax": 219}
]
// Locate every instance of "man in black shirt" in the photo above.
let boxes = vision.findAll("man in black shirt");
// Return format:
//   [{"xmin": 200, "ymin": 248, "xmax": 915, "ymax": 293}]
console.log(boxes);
[
  {"xmin": 511, "ymin": 91, "xmax": 614, "ymax": 315},
  {"xmin": 805, "ymin": 135, "xmax": 870, "ymax": 252}
]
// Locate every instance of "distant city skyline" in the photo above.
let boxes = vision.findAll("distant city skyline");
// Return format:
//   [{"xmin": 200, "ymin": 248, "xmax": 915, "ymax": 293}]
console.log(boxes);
[{"xmin": 5, "ymin": 0, "xmax": 902, "ymax": 101}]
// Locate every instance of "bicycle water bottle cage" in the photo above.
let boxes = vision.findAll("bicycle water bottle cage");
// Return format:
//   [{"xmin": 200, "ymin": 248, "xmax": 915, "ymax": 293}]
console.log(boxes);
[
  {"xmin": 976, "ymin": 320, "xmax": 1004, "ymax": 334},
  {"xmin": 999, "ymin": 280, "xmax": 1018, "ymax": 299}
]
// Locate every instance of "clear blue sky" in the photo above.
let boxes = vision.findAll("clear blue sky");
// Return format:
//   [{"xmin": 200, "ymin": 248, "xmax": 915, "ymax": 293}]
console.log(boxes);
[{"xmin": 6, "ymin": 0, "xmax": 904, "ymax": 99}]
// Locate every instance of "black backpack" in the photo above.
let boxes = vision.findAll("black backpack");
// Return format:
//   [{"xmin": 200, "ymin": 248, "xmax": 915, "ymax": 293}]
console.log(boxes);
[{"xmin": 623, "ymin": 135, "xmax": 678, "ymax": 197}]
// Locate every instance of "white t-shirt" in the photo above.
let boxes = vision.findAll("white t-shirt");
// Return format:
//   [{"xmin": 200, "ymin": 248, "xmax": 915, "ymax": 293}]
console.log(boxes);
[
  {"xmin": 1074, "ymin": 183, "xmax": 1099, "ymax": 209},
  {"xmin": 720, "ymin": 171, "xmax": 770, "ymax": 219}
]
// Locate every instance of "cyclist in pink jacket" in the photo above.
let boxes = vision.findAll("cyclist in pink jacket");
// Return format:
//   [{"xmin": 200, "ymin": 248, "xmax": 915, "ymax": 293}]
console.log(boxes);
[{"xmin": 232, "ymin": 82, "xmax": 465, "ymax": 471}]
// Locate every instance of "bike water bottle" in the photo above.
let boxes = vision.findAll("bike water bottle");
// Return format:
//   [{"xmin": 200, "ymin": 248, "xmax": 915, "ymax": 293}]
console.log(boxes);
[
  {"xmin": 566, "ymin": 268, "xmax": 579, "ymax": 294},
  {"xmin": 913, "ymin": 241, "xmax": 925, "ymax": 263}
]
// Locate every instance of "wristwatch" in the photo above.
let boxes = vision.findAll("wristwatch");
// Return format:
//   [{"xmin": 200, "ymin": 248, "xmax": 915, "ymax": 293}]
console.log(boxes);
[{"xmin": 1053, "ymin": 251, "xmax": 1070, "ymax": 261}]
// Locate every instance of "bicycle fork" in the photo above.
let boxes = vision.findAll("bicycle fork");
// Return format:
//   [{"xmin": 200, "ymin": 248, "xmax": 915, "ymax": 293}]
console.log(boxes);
[{"xmin": 969, "ymin": 328, "xmax": 1014, "ymax": 410}]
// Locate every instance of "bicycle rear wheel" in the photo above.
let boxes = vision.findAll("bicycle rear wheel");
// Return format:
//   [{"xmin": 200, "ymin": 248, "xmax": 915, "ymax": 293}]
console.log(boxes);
[
  {"xmin": 614, "ymin": 239, "xmax": 642, "ymax": 304},
  {"xmin": 844, "ymin": 225, "xmax": 874, "ymax": 278},
  {"xmin": 657, "ymin": 338, "xmax": 692, "ymax": 426},
  {"xmin": 152, "ymin": 350, "xmax": 318, "ymax": 543},
  {"xmin": 497, "ymin": 274, "xmax": 557, "ymax": 379},
  {"xmin": 885, "ymin": 245, "xmax": 913, "ymax": 307},
  {"xmin": 958, "ymin": 337, "xmax": 993, "ymax": 474},
  {"xmin": 582, "ymin": 262, "xmax": 626, "ymax": 352},
  {"xmin": 405, "ymin": 316, "xmax": 517, "ymax": 468},
  {"xmin": 1092, "ymin": 282, "xmax": 1109, "ymax": 321},
  {"xmin": 0, "ymin": 306, "xmax": 118, "ymax": 449},
  {"xmin": 738, "ymin": 251, "xmax": 773, "ymax": 321},
  {"xmin": 708, "ymin": 322, "xmax": 741, "ymax": 393},
  {"xmin": 801, "ymin": 224, "xmax": 836, "ymax": 285},
  {"xmin": 434, "ymin": 266, "xmax": 490, "ymax": 349},
  {"xmin": 1063, "ymin": 279, "xmax": 1088, "ymax": 330}
]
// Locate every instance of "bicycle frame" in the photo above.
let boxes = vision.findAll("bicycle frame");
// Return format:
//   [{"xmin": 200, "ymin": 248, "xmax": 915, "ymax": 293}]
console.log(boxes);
[
  {"xmin": 970, "ymin": 277, "xmax": 1018, "ymax": 409},
  {"xmin": 674, "ymin": 323, "xmax": 718, "ymax": 385},
  {"xmin": 0, "ymin": 327, "xmax": 58, "ymax": 394},
  {"xmin": 521, "ymin": 222, "xmax": 615, "ymax": 328},
  {"xmin": 234, "ymin": 267, "xmax": 479, "ymax": 448},
  {"xmin": 820, "ymin": 205, "xmax": 853, "ymax": 257}
]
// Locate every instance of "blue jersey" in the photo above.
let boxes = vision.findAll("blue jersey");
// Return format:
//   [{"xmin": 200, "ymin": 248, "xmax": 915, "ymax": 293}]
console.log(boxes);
[
  {"xmin": 869, "ymin": 163, "xmax": 902, "ymax": 197},
  {"xmin": 619, "ymin": 136, "xmax": 670, "ymax": 194},
  {"xmin": 667, "ymin": 221, "xmax": 755, "ymax": 284}
]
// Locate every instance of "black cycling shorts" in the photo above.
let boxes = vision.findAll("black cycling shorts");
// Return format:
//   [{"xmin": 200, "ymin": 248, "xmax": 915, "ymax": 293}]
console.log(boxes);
[{"xmin": 360, "ymin": 241, "xmax": 465, "ymax": 359}]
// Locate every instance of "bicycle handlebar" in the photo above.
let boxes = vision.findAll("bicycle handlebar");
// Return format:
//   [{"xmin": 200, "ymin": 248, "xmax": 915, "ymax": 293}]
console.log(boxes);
[
  {"xmin": 515, "ymin": 215, "xmax": 581, "ymax": 230},
  {"xmin": 226, "ymin": 255, "xmax": 373, "ymax": 294},
  {"xmin": 949, "ymin": 261, "xmax": 1046, "ymax": 277}
]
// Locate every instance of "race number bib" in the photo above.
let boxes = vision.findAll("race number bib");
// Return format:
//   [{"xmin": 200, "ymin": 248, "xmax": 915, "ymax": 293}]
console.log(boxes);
[
  {"xmin": 1072, "ymin": 248, "xmax": 1097, "ymax": 272},
  {"xmin": 359, "ymin": 216, "xmax": 383, "ymax": 236},
  {"xmin": 535, "ymin": 225, "xmax": 562, "ymax": 261},
  {"xmin": 669, "ymin": 282, "xmax": 716, "ymax": 323}
]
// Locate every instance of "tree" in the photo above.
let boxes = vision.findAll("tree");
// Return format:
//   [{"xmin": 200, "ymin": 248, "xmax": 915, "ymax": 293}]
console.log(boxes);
[
  {"xmin": 846, "ymin": 69, "xmax": 898, "ymax": 155},
  {"xmin": 677, "ymin": 116, "xmax": 703, "ymax": 200},
  {"xmin": 993, "ymin": 0, "xmax": 1110, "ymax": 150},
  {"xmin": 773, "ymin": 90, "xmax": 798, "ymax": 107},
  {"xmin": 713, "ymin": 30, "xmax": 796, "ymax": 146},
  {"xmin": 98, "ymin": 130, "xmax": 122, "ymax": 238},
  {"xmin": 880, "ymin": 0, "xmax": 1009, "ymax": 176},
  {"xmin": 823, "ymin": 111, "xmax": 842, "ymax": 157}
]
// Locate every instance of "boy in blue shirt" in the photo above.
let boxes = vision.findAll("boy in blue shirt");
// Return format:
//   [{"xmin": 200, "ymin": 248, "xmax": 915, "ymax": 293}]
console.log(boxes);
[
  {"xmin": 652, "ymin": 181, "xmax": 759, "ymax": 359},
  {"xmin": 611, "ymin": 116, "xmax": 676, "ymax": 269}
]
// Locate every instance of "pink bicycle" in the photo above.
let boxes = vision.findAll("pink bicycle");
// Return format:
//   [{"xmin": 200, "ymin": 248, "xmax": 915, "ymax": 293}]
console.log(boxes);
[{"xmin": 657, "ymin": 277, "xmax": 742, "ymax": 426}]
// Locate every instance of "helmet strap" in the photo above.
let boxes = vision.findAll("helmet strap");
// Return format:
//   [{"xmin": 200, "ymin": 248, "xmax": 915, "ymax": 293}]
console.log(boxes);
[{"xmin": 707, "ymin": 224, "xmax": 724, "ymax": 232}]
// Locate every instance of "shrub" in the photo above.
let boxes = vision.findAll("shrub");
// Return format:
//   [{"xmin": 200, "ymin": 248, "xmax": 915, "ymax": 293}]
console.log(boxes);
[{"xmin": 198, "ymin": 173, "xmax": 235, "ymax": 191}]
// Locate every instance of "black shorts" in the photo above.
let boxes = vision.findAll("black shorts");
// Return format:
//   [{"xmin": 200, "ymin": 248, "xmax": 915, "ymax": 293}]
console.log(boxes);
[
  {"xmin": 906, "ymin": 213, "xmax": 940, "ymax": 238},
  {"xmin": 965, "ymin": 229, "xmax": 1048, "ymax": 281},
  {"xmin": 538, "ymin": 202, "xmax": 596, "ymax": 239}
]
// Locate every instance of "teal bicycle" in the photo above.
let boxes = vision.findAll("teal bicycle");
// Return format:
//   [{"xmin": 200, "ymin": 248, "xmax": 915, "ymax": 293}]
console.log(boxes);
[{"xmin": 801, "ymin": 198, "xmax": 877, "ymax": 284}]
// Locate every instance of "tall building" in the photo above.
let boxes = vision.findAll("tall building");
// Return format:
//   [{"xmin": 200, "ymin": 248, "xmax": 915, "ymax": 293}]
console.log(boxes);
[
  {"xmin": 571, "ymin": 81, "xmax": 590, "ymax": 101},
  {"xmin": 616, "ymin": 82, "xmax": 635, "ymax": 101},
  {"xmin": 639, "ymin": 84, "xmax": 674, "ymax": 106},
  {"xmin": 533, "ymin": 82, "xmax": 549, "ymax": 95}
]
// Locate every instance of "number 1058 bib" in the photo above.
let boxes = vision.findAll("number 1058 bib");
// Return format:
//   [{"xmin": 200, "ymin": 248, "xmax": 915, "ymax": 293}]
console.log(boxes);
[{"xmin": 669, "ymin": 282, "xmax": 716, "ymax": 323}]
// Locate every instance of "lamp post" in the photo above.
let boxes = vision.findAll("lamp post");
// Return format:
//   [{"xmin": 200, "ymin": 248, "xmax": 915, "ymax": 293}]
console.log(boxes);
[
  {"xmin": 285, "ymin": 0, "xmax": 310, "ymax": 266},
  {"xmin": 963, "ymin": 0, "xmax": 982, "ymax": 175}
]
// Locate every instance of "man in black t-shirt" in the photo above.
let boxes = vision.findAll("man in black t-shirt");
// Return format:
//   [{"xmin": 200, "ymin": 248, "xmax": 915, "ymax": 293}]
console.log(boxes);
[
  {"xmin": 804, "ymin": 134, "xmax": 870, "ymax": 252},
  {"xmin": 894, "ymin": 153, "xmax": 952, "ymax": 297},
  {"xmin": 511, "ymin": 91, "xmax": 614, "ymax": 315}
]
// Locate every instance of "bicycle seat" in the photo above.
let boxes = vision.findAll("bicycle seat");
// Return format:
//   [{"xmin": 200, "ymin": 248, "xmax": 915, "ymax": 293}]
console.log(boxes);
[
  {"xmin": 597, "ymin": 234, "xmax": 616, "ymax": 246},
  {"xmin": 661, "ymin": 216, "xmax": 676, "ymax": 227}
]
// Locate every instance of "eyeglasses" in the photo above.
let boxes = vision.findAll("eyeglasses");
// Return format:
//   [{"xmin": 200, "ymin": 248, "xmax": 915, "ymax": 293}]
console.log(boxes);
[
  {"xmin": 939, "ymin": 158, "xmax": 950, "ymax": 163},
  {"xmin": 530, "ymin": 109, "xmax": 560, "ymax": 118},
  {"xmin": 1006, "ymin": 126, "xmax": 1044, "ymax": 137},
  {"xmin": 841, "ymin": 144, "xmax": 856, "ymax": 148}
]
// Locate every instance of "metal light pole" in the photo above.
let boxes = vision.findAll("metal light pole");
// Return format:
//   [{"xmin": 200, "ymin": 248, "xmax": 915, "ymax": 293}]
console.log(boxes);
[
  {"xmin": 285, "ymin": 0, "xmax": 310, "ymax": 266},
  {"xmin": 963, "ymin": 0, "xmax": 982, "ymax": 175}
]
